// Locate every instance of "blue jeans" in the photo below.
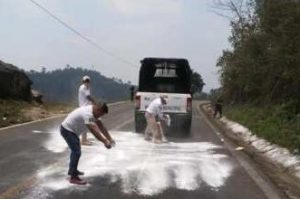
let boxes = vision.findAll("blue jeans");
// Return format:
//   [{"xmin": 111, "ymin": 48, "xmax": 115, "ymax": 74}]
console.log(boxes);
[{"xmin": 60, "ymin": 125, "xmax": 81, "ymax": 176}]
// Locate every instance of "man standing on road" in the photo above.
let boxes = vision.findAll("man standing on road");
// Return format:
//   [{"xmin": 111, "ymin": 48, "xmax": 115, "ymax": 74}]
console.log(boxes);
[
  {"xmin": 60, "ymin": 102, "xmax": 115, "ymax": 185},
  {"xmin": 78, "ymin": 75, "xmax": 96, "ymax": 145},
  {"xmin": 144, "ymin": 96, "xmax": 168, "ymax": 143},
  {"xmin": 129, "ymin": 86, "xmax": 135, "ymax": 102},
  {"xmin": 213, "ymin": 97, "xmax": 223, "ymax": 119}
]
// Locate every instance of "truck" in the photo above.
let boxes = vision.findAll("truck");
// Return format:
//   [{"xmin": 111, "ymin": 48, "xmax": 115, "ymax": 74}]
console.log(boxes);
[{"xmin": 134, "ymin": 57, "xmax": 193, "ymax": 134}]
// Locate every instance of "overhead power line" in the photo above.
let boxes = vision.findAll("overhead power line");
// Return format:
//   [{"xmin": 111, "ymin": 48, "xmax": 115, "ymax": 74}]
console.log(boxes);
[{"xmin": 29, "ymin": 0, "xmax": 137, "ymax": 68}]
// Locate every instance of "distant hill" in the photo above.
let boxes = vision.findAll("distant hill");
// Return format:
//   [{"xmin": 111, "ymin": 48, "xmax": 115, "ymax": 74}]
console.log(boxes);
[{"xmin": 27, "ymin": 67, "xmax": 133, "ymax": 104}]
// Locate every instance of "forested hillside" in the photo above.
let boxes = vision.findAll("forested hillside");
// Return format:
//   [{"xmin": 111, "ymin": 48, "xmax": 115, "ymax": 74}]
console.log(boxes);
[
  {"xmin": 214, "ymin": 0, "xmax": 300, "ymax": 151},
  {"xmin": 27, "ymin": 67, "xmax": 132, "ymax": 104},
  {"xmin": 216, "ymin": 0, "xmax": 299, "ymax": 110}
]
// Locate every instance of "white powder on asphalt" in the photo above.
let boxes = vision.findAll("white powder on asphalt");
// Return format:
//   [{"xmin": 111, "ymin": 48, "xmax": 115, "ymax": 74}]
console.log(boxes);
[
  {"xmin": 43, "ymin": 128, "xmax": 67, "ymax": 153},
  {"xmin": 32, "ymin": 130, "xmax": 43, "ymax": 134},
  {"xmin": 26, "ymin": 131, "xmax": 235, "ymax": 197}
]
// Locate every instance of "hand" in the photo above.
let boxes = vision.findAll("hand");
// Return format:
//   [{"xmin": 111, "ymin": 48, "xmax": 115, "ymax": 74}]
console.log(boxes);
[
  {"xmin": 110, "ymin": 139, "xmax": 116, "ymax": 147},
  {"xmin": 104, "ymin": 139, "xmax": 112, "ymax": 149},
  {"xmin": 163, "ymin": 114, "xmax": 168, "ymax": 119},
  {"xmin": 163, "ymin": 114, "xmax": 171, "ymax": 126}
]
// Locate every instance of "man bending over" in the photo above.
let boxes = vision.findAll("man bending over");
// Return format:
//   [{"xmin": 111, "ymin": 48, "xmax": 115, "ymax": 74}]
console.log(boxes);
[{"xmin": 60, "ymin": 101, "xmax": 115, "ymax": 185}]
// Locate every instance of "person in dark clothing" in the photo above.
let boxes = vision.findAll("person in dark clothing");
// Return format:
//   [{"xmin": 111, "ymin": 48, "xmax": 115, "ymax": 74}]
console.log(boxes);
[
  {"xmin": 130, "ymin": 86, "xmax": 135, "ymax": 102},
  {"xmin": 213, "ymin": 98, "xmax": 223, "ymax": 118}
]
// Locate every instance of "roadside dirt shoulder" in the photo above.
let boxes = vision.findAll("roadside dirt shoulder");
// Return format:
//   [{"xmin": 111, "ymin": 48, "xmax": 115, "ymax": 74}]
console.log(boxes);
[
  {"xmin": 22, "ymin": 106, "xmax": 52, "ymax": 121},
  {"xmin": 0, "ymin": 100, "xmax": 72, "ymax": 129}
]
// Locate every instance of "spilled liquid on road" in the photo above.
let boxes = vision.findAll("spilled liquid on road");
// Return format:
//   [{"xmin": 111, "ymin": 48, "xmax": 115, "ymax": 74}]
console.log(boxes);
[{"xmin": 25, "ymin": 129, "xmax": 234, "ymax": 198}]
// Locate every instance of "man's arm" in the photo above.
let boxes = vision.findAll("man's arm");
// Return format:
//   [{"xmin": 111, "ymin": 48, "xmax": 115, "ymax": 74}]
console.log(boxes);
[
  {"xmin": 86, "ymin": 123, "xmax": 111, "ymax": 148},
  {"xmin": 95, "ymin": 120, "xmax": 113, "ymax": 142},
  {"xmin": 87, "ymin": 95, "xmax": 96, "ymax": 105},
  {"xmin": 84, "ymin": 87, "xmax": 96, "ymax": 105},
  {"xmin": 157, "ymin": 106, "xmax": 165, "ymax": 123}
]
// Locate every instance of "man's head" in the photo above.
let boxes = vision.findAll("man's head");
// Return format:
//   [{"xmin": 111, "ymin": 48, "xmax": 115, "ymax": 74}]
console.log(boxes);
[
  {"xmin": 82, "ymin": 75, "xmax": 90, "ymax": 84},
  {"xmin": 160, "ymin": 96, "xmax": 167, "ymax": 105},
  {"xmin": 93, "ymin": 101, "xmax": 109, "ymax": 118}
]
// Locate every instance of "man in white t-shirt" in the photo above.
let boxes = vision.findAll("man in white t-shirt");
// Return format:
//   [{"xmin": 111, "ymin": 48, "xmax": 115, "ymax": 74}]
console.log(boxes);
[
  {"xmin": 60, "ymin": 102, "xmax": 115, "ymax": 185},
  {"xmin": 78, "ymin": 75, "xmax": 96, "ymax": 145},
  {"xmin": 144, "ymin": 96, "xmax": 168, "ymax": 143}
]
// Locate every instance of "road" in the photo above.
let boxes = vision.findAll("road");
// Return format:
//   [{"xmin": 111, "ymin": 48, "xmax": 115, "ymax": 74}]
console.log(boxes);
[{"xmin": 0, "ymin": 101, "xmax": 284, "ymax": 199}]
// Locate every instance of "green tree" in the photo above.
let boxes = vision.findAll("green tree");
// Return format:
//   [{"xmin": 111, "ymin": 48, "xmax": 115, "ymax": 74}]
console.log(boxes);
[
  {"xmin": 213, "ymin": 0, "xmax": 300, "ymax": 113},
  {"xmin": 191, "ymin": 70, "xmax": 205, "ymax": 93}
]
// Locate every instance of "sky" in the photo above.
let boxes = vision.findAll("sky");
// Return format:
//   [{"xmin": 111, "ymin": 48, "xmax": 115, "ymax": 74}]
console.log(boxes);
[{"xmin": 0, "ymin": 0, "xmax": 231, "ymax": 92}]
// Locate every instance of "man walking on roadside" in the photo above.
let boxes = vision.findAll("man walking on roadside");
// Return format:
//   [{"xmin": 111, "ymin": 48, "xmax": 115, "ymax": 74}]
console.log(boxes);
[
  {"xmin": 60, "ymin": 102, "xmax": 115, "ymax": 185},
  {"xmin": 130, "ymin": 86, "xmax": 135, "ymax": 102},
  {"xmin": 213, "ymin": 97, "xmax": 223, "ymax": 119},
  {"xmin": 144, "ymin": 96, "xmax": 168, "ymax": 144},
  {"xmin": 78, "ymin": 75, "xmax": 96, "ymax": 145}
]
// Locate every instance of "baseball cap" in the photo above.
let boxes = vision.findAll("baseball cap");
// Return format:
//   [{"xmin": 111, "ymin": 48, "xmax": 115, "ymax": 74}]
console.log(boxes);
[{"xmin": 82, "ymin": 75, "xmax": 90, "ymax": 81}]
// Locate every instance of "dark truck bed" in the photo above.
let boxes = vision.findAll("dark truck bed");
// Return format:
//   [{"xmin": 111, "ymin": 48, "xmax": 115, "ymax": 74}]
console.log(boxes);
[{"xmin": 138, "ymin": 58, "xmax": 192, "ymax": 94}]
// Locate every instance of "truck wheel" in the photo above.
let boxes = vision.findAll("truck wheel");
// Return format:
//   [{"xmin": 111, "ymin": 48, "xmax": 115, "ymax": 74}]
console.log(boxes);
[{"xmin": 182, "ymin": 120, "xmax": 191, "ymax": 135}]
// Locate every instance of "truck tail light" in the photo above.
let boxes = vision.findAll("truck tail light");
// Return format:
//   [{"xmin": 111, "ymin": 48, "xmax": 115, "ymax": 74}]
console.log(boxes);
[
  {"xmin": 135, "ymin": 95, "xmax": 141, "ymax": 110},
  {"xmin": 187, "ymin": 97, "xmax": 192, "ymax": 112}
]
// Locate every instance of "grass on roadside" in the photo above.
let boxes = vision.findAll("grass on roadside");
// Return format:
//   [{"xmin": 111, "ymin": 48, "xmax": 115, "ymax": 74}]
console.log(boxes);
[
  {"xmin": 0, "ymin": 99, "xmax": 31, "ymax": 128},
  {"xmin": 0, "ymin": 99, "xmax": 74, "ymax": 128},
  {"xmin": 43, "ymin": 102, "xmax": 75, "ymax": 114},
  {"xmin": 224, "ymin": 104, "xmax": 300, "ymax": 153}
]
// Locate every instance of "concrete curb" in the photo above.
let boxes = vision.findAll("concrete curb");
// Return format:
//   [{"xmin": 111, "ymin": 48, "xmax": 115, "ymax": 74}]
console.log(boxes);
[
  {"xmin": 0, "ymin": 114, "xmax": 66, "ymax": 132},
  {"xmin": 197, "ymin": 102, "xmax": 284, "ymax": 199},
  {"xmin": 219, "ymin": 116, "xmax": 300, "ymax": 179},
  {"xmin": 201, "ymin": 103, "xmax": 300, "ymax": 199}
]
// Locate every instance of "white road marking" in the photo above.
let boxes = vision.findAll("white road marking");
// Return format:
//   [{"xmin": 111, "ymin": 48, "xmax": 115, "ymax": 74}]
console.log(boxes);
[{"xmin": 32, "ymin": 130, "xmax": 43, "ymax": 133}]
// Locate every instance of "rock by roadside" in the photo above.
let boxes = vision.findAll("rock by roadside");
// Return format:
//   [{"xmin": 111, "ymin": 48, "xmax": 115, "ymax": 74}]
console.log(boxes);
[{"xmin": 201, "ymin": 103, "xmax": 300, "ymax": 199}]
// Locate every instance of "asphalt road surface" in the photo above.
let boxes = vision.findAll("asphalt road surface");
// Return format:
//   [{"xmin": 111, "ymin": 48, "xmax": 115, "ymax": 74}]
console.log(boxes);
[{"xmin": 0, "ymin": 101, "xmax": 284, "ymax": 199}]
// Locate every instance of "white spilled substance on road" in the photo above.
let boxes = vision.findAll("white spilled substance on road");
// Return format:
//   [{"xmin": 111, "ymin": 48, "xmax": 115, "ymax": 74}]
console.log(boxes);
[
  {"xmin": 221, "ymin": 117, "xmax": 300, "ymax": 179},
  {"xmin": 43, "ymin": 128, "xmax": 67, "ymax": 153},
  {"xmin": 32, "ymin": 130, "xmax": 43, "ymax": 133},
  {"xmin": 26, "ymin": 130, "xmax": 235, "ymax": 197}
]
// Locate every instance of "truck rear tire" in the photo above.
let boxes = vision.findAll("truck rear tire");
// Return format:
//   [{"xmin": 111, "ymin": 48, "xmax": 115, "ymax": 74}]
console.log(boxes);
[
  {"xmin": 182, "ymin": 119, "xmax": 192, "ymax": 135},
  {"xmin": 134, "ymin": 112, "xmax": 146, "ymax": 133}
]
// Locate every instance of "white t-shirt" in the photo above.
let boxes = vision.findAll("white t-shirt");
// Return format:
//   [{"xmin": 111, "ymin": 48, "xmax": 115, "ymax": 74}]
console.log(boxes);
[
  {"xmin": 61, "ymin": 105, "xmax": 99, "ymax": 136},
  {"xmin": 146, "ymin": 98, "xmax": 163, "ymax": 120},
  {"xmin": 78, "ymin": 84, "xmax": 91, "ymax": 107}
]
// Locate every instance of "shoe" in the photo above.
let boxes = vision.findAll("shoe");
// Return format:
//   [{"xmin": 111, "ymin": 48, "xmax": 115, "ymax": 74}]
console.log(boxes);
[
  {"xmin": 69, "ymin": 176, "xmax": 87, "ymax": 185},
  {"xmin": 68, "ymin": 170, "xmax": 84, "ymax": 176}
]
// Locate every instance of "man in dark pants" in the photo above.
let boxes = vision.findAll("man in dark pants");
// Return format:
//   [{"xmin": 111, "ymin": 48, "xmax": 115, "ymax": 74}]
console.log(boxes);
[
  {"xmin": 60, "ymin": 102, "xmax": 115, "ymax": 185},
  {"xmin": 130, "ymin": 86, "xmax": 135, "ymax": 102},
  {"xmin": 213, "ymin": 98, "xmax": 223, "ymax": 118}
]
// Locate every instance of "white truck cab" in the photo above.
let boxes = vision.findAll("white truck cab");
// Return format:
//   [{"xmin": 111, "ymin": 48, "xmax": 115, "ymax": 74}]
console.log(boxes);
[{"xmin": 135, "ymin": 58, "xmax": 192, "ymax": 134}]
